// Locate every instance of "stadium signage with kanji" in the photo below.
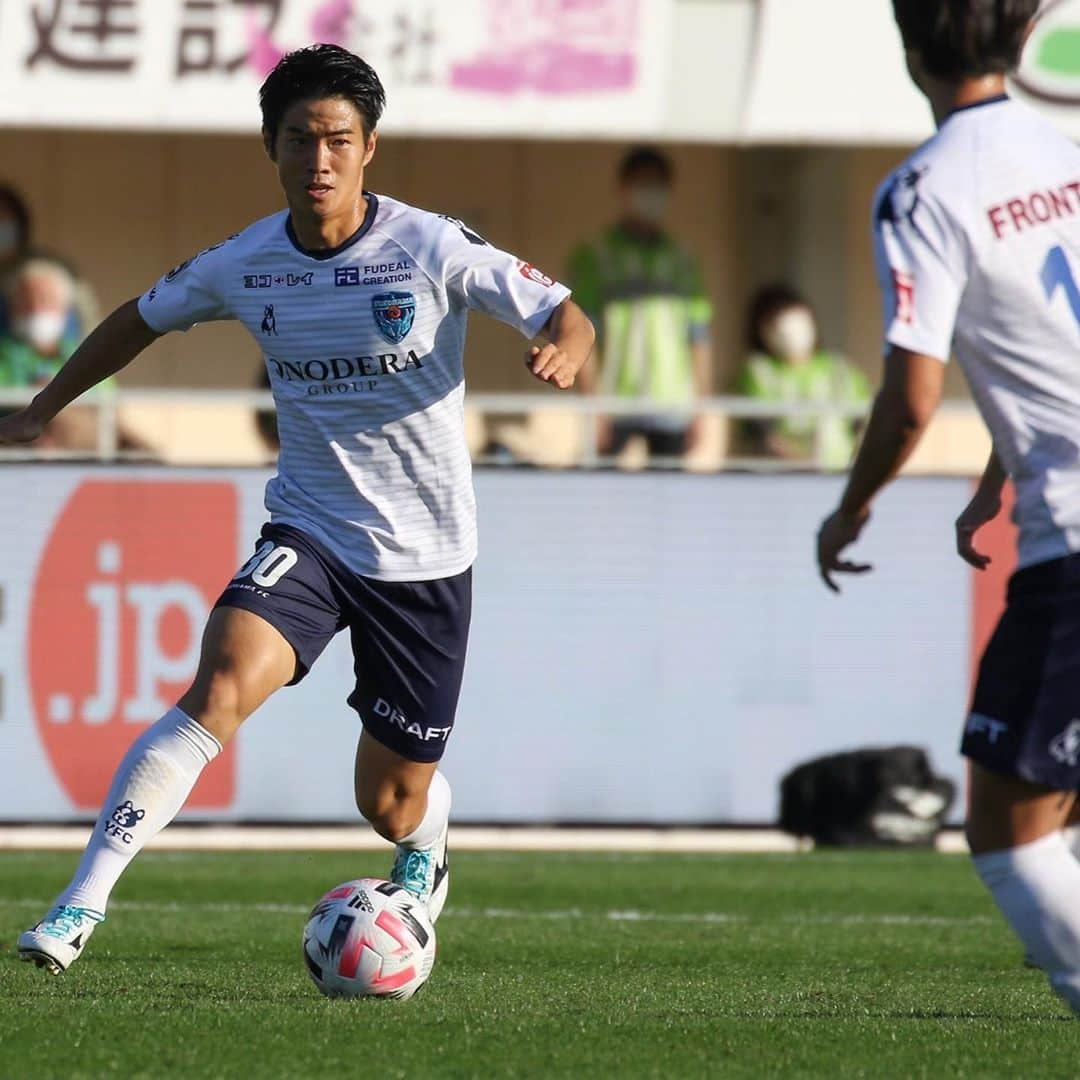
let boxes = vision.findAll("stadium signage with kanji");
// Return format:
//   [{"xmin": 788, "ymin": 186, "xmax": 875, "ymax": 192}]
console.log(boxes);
[{"xmin": 0, "ymin": 0, "xmax": 673, "ymax": 137}]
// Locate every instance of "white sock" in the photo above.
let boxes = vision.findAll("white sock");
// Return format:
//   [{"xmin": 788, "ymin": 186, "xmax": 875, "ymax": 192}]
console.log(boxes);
[
  {"xmin": 396, "ymin": 771, "xmax": 451, "ymax": 850},
  {"xmin": 974, "ymin": 832, "xmax": 1080, "ymax": 1011},
  {"xmin": 57, "ymin": 707, "xmax": 221, "ymax": 914},
  {"xmin": 1064, "ymin": 825, "xmax": 1080, "ymax": 862}
]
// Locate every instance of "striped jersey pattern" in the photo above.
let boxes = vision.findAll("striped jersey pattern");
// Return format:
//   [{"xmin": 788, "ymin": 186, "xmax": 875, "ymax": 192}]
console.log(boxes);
[{"xmin": 138, "ymin": 193, "xmax": 570, "ymax": 581}]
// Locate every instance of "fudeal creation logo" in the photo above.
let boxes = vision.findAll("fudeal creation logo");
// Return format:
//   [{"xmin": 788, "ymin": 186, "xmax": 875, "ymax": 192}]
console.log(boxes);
[
  {"xmin": 29, "ymin": 481, "xmax": 238, "ymax": 810},
  {"xmin": 372, "ymin": 292, "xmax": 416, "ymax": 344},
  {"xmin": 1015, "ymin": 0, "xmax": 1080, "ymax": 104}
]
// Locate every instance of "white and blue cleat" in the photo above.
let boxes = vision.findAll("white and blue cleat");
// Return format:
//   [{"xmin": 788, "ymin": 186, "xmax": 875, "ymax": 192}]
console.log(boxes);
[
  {"xmin": 390, "ymin": 820, "xmax": 449, "ymax": 923},
  {"xmin": 18, "ymin": 904, "xmax": 104, "ymax": 975}
]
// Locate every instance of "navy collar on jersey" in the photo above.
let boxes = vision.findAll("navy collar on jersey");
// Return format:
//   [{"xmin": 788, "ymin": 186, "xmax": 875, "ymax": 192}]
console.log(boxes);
[
  {"xmin": 946, "ymin": 92, "xmax": 1010, "ymax": 119},
  {"xmin": 285, "ymin": 192, "xmax": 379, "ymax": 260}
]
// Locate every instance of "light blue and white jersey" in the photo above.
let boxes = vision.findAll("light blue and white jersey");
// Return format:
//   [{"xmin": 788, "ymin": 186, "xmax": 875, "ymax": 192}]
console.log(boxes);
[
  {"xmin": 873, "ymin": 97, "xmax": 1080, "ymax": 570},
  {"xmin": 138, "ymin": 193, "xmax": 570, "ymax": 581}
]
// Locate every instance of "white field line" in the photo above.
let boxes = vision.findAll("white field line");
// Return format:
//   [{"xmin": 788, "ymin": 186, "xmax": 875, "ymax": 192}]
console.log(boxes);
[
  {"xmin": 0, "ymin": 826, "xmax": 970, "ymax": 855},
  {"xmin": 0, "ymin": 897, "xmax": 993, "ymax": 928}
]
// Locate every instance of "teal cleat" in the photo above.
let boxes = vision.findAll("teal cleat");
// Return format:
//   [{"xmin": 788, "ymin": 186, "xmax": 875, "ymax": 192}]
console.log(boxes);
[
  {"xmin": 390, "ymin": 820, "xmax": 449, "ymax": 923},
  {"xmin": 18, "ymin": 904, "xmax": 104, "ymax": 975}
]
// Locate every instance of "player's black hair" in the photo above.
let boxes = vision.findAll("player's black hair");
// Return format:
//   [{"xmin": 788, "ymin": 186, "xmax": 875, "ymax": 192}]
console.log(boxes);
[
  {"xmin": 259, "ymin": 44, "xmax": 387, "ymax": 142},
  {"xmin": 618, "ymin": 146, "xmax": 674, "ymax": 185},
  {"xmin": 892, "ymin": 0, "xmax": 1039, "ymax": 80},
  {"xmin": 0, "ymin": 183, "xmax": 32, "ymax": 258},
  {"xmin": 746, "ymin": 283, "xmax": 813, "ymax": 353}
]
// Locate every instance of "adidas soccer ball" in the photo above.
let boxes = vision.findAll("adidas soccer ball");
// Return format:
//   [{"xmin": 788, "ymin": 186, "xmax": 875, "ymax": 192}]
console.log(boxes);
[{"xmin": 302, "ymin": 878, "xmax": 436, "ymax": 1000}]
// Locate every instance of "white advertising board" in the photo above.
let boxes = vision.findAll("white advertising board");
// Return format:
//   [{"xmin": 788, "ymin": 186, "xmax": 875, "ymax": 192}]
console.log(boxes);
[
  {"xmin": 1, "ymin": 2, "xmax": 1078, "ymax": 144},
  {"xmin": 744, "ymin": 0, "xmax": 1080, "ymax": 145},
  {"xmin": 0, "ymin": 0, "xmax": 673, "ymax": 138},
  {"xmin": 0, "ymin": 467, "xmax": 984, "ymax": 824}
]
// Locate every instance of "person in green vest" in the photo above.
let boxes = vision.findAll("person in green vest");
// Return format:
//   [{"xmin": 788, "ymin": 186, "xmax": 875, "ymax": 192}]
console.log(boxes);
[
  {"xmin": 737, "ymin": 284, "xmax": 870, "ymax": 470},
  {"xmin": 568, "ymin": 147, "xmax": 712, "ymax": 461}
]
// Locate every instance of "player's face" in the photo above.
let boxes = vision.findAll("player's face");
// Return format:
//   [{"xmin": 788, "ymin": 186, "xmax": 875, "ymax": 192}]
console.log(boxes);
[{"xmin": 268, "ymin": 97, "xmax": 376, "ymax": 221}]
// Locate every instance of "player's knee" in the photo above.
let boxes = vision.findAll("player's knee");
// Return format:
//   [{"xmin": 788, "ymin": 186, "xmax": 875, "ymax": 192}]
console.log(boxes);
[
  {"xmin": 178, "ymin": 669, "xmax": 252, "ymax": 742},
  {"xmin": 356, "ymin": 783, "xmax": 423, "ymax": 842}
]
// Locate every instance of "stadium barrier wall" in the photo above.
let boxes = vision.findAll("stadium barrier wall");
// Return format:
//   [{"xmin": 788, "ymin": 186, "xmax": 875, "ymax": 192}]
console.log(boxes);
[{"xmin": 0, "ymin": 467, "xmax": 1008, "ymax": 824}]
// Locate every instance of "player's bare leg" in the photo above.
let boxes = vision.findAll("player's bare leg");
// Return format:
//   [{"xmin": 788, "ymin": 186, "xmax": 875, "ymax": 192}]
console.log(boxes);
[
  {"xmin": 177, "ymin": 608, "xmax": 298, "ymax": 744},
  {"xmin": 354, "ymin": 732, "xmax": 450, "ymax": 921},
  {"xmin": 967, "ymin": 763, "xmax": 1080, "ymax": 1010},
  {"xmin": 18, "ymin": 607, "xmax": 296, "ymax": 974}
]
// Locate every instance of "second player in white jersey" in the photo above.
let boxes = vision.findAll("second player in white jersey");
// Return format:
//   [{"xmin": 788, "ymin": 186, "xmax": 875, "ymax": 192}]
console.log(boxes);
[
  {"xmin": 874, "ymin": 94, "xmax": 1080, "ymax": 570},
  {"xmin": 818, "ymin": 0, "xmax": 1080, "ymax": 1018},
  {"xmin": 139, "ymin": 196, "xmax": 570, "ymax": 581}
]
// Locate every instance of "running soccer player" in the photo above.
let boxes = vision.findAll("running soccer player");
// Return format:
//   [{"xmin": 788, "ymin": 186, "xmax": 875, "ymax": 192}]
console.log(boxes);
[
  {"xmin": 9, "ymin": 44, "xmax": 594, "ymax": 974},
  {"xmin": 816, "ymin": 0, "xmax": 1080, "ymax": 1012}
]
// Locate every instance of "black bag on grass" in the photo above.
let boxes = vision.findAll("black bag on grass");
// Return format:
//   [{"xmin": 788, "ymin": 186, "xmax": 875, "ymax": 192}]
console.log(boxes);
[{"xmin": 779, "ymin": 745, "xmax": 955, "ymax": 847}]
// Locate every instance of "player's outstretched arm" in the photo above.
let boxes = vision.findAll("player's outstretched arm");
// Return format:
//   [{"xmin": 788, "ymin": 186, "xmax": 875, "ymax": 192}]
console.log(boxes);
[
  {"xmin": 816, "ymin": 347, "xmax": 944, "ymax": 592},
  {"xmin": 526, "ymin": 299, "xmax": 595, "ymax": 390},
  {"xmin": 0, "ymin": 298, "xmax": 160, "ymax": 444},
  {"xmin": 955, "ymin": 449, "xmax": 1006, "ymax": 570}
]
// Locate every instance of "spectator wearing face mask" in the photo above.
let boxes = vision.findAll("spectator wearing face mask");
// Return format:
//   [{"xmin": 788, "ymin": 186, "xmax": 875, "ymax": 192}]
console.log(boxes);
[
  {"xmin": 0, "ymin": 255, "xmax": 81, "ymax": 386},
  {"xmin": 569, "ymin": 147, "xmax": 713, "ymax": 461},
  {"xmin": 0, "ymin": 254, "xmax": 121, "ymax": 451},
  {"xmin": 736, "ymin": 284, "xmax": 870, "ymax": 469}
]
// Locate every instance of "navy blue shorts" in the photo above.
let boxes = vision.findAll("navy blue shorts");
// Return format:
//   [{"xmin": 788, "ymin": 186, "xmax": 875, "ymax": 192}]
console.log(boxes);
[
  {"xmin": 962, "ymin": 553, "xmax": 1080, "ymax": 790},
  {"xmin": 216, "ymin": 523, "xmax": 471, "ymax": 763}
]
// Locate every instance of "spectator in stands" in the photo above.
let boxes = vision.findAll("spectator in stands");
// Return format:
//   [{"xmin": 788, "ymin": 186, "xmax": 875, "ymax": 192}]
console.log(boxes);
[
  {"xmin": 568, "ymin": 147, "xmax": 712, "ymax": 461},
  {"xmin": 0, "ymin": 255, "xmax": 121, "ymax": 450},
  {"xmin": 0, "ymin": 185, "xmax": 31, "ymax": 283},
  {"xmin": 736, "ymin": 284, "xmax": 869, "ymax": 470},
  {"xmin": 0, "ymin": 255, "xmax": 80, "ymax": 386},
  {"xmin": 0, "ymin": 183, "xmax": 97, "ymax": 339}
]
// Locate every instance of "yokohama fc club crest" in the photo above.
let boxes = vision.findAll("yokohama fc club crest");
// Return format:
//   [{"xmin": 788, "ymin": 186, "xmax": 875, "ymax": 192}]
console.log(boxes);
[{"xmin": 372, "ymin": 292, "xmax": 415, "ymax": 344}]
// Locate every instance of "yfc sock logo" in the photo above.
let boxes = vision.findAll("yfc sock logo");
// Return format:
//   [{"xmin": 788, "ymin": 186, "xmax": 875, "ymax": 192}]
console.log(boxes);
[
  {"xmin": 29, "ymin": 481, "xmax": 238, "ymax": 810},
  {"xmin": 1015, "ymin": 0, "xmax": 1080, "ymax": 104},
  {"xmin": 105, "ymin": 800, "xmax": 146, "ymax": 844}
]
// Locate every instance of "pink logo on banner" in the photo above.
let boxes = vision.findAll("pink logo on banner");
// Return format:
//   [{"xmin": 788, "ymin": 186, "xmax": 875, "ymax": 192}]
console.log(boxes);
[
  {"xmin": 452, "ymin": 0, "xmax": 639, "ymax": 95},
  {"xmin": 29, "ymin": 481, "xmax": 238, "ymax": 810},
  {"xmin": 247, "ymin": 0, "xmax": 352, "ymax": 78}
]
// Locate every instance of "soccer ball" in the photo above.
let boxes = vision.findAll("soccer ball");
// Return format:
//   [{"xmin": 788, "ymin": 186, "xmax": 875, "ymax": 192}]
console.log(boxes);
[{"xmin": 301, "ymin": 878, "xmax": 436, "ymax": 1000}]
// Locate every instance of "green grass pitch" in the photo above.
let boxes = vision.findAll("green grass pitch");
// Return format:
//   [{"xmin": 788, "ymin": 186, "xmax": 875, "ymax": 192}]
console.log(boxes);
[{"xmin": 2, "ymin": 848, "xmax": 1079, "ymax": 1078}]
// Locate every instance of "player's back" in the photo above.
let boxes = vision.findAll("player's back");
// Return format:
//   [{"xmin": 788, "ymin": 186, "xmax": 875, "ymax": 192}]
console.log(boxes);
[{"xmin": 876, "ymin": 96, "xmax": 1080, "ymax": 568}]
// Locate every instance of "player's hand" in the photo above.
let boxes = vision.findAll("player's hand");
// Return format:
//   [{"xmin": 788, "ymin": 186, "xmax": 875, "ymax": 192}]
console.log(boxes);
[
  {"xmin": 955, "ymin": 489, "xmax": 1002, "ymax": 570},
  {"xmin": 816, "ymin": 506, "xmax": 872, "ymax": 593},
  {"xmin": 526, "ymin": 344, "xmax": 584, "ymax": 390},
  {"xmin": 0, "ymin": 407, "xmax": 46, "ymax": 445}
]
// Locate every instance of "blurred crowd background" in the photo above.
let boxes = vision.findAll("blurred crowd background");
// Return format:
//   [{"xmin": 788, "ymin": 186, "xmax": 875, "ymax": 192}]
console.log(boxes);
[{"xmin": 5, "ymin": 0, "xmax": 1070, "ymax": 474}]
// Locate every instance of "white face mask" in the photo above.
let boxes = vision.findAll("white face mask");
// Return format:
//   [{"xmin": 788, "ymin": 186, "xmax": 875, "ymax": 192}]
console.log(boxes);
[
  {"xmin": 762, "ymin": 308, "xmax": 817, "ymax": 361},
  {"xmin": 0, "ymin": 220, "xmax": 19, "ymax": 260},
  {"xmin": 13, "ymin": 311, "xmax": 66, "ymax": 353},
  {"xmin": 627, "ymin": 186, "xmax": 669, "ymax": 224}
]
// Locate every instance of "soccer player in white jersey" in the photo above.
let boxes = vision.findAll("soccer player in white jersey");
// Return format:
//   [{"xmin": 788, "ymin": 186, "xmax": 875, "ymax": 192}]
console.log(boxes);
[
  {"xmin": 816, "ymin": 0, "xmax": 1080, "ymax": 1012},
  {"xmin": 7, "ymin": 45, "xmax": 594, "ymax": 975}
]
